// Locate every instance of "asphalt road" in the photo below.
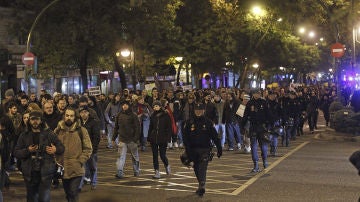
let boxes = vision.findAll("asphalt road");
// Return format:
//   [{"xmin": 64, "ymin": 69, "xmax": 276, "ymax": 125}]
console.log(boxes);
[{"xmin": 3, "ymin": 113, "xmax": 360, "ymax": 202}]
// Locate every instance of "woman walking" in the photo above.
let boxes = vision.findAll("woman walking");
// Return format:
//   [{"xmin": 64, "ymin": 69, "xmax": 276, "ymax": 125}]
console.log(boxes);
[{"xmin": 147, "ymin": 100, "xmax": 172, "ymax": 179}]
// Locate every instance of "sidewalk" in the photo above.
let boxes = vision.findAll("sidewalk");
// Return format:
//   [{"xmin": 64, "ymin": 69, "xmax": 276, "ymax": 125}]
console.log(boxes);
[{"xmin": 315, "ymin": 127, "xmax": 360, "ymax": 142}]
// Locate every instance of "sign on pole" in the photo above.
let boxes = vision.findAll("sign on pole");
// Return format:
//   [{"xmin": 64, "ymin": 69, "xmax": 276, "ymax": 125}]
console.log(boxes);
[
  {"xmin": 22, "ymin": 52, "xmax": 35, "ymax": 65},
  {"xmin": 330, "ymin": 43, "xmax": 345, "ymax": 58}
]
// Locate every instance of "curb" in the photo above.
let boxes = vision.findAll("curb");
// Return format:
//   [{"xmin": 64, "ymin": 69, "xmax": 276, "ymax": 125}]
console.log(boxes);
[{"xmin": 314, "ymin": 128, "xmax": 360, "ymax": 142}]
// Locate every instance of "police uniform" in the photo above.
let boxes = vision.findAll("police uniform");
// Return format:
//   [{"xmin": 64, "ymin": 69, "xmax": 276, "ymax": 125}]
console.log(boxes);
[
  {"xmin": 242, "ymin": 90, "xmax": 270, "ymax": 172},
  {"xmin": 183, "ymin": 103, "xmax": 222, "ymax": 196},
  {"xmin": 282, "ymin": 92, "xmax": 300, "ymax": 146},
  {"xmin": 266, "ymin": 92, "xmax": 282, "ymax": 156}
]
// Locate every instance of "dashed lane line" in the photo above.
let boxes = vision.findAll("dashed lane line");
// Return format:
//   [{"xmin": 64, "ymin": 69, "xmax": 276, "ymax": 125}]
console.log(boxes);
[{"xmin": 230, "ymin": 141, "xmax": 310, "ymax": 195}]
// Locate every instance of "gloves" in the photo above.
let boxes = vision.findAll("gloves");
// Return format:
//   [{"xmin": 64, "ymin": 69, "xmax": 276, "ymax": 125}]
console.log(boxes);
[{"xmin": 217, "ymin": 149, "xmax": 222, "ymax": 158}]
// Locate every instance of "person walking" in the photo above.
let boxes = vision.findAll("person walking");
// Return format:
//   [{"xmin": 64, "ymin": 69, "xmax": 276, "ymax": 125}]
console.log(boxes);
[
  {"xmin": 183, "ymin": 102, "xmax": 222, "ymax": 196},
  {"xmin": 54, "ymin": 108, "xmax": 93, "ymax": 202},
  {"xmin": 14, "ymin": 110, "xmax": 65, "ymax": 202},
  {"xmin": 147, "ymin": 101, "xmax": 172, "ymax": 179},
  {"xmin": 222, "ymin": 92, "xmax": 242, "ymax": 151},
  {"xmin": 78, "ymin": 106, "xmax": 100, "ymax": 190},
  {"xmin": 241, "ymin": 90, "xmax": 270, "ymax": 172},
  {"xmin": 104, "ymin": 94, "xmax": 122, "ymax": 149},
  {"xmin": 112, "ymin": 101, "xmax": 141, "ymax": 179}
]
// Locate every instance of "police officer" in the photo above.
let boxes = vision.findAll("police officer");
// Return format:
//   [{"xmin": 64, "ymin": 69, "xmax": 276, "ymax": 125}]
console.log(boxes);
[
  {"xmin": 183, "ymin": 103, "xmax": 222, "ymax": 197},
  {"xmin": 282, "ymin": 91, "xmax": 301, "ymax": 146},
  {"xmin": 241, "ymin": 90, "xmax": 270, "ymax": 172},
  {"xmin": 266, "ymin": 91, "xmax": 282, "ymax": 157}
]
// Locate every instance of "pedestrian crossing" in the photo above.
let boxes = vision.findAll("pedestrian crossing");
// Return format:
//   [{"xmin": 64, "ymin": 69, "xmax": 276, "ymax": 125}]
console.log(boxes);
[{"xmin": 3, "ymin": 133, "xmax": 315, "ymax": 201}]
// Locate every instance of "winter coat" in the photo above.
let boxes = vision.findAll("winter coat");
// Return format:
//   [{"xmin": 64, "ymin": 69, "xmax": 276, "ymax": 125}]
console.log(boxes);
[
  {"xmin": 54, "ymin": 121, "xmax": 92, "ymax": 179},
  {"xmin": 147, "ymin": 109, "xmax": 172, "ymax": 145},
  {"xmin": 204, "ymin": 101, "xmax": 218, "ymax": 124},
  {"xmin": 112, "ymin": 109, "xmax": 140, "ymax": 144},
  {"xmin": 14, "ymin": 128, "xmax": 65, "ymax": 182},
  {"xmin": 43, "ymin": 112, "xmax": 62, "ymax": 131},
  {"xmin": 222, "ymin": 99, "xmax": 240, "ymax": 124},
  {"xmin": 104, "ymin": 102, "xmax": 121, "ymax": 125},
  {"xmin": 214, "ymin": 99, "xmax": 225, "ymax": 124},
  {"xmin": 81, "ymin": 117, "xmax": 100, "ymax": 154}
]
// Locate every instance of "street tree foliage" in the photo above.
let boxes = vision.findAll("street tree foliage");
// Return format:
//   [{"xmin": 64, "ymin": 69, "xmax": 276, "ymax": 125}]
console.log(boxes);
[{"xmin": 8, "ymin": 0, "xmax": 359, "ymax": 91}]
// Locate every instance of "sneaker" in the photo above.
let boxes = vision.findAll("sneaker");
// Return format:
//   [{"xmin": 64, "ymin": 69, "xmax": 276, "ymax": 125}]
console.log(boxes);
[
  {"xmin": 106, "ymin": 145, "xmax": 113, "ymax": 149},
  {"xmin": 84, "ymin": 177, "xmax": 91, "ymax": 184},
  {"xmin": 115, "ymin": 170, "xmax": 124, "ymax": 179},
  {"xmin": 134, "ymin": 171, "xmax": 140, "ymax": 177},
  {"xmin": 153, "ymin": 170, "xmax": 160, "ymax": 179},
  {"xmin": 244, "ymin": 146, "xmax": 251, "ymax": 153},
  {"xmin": 141, "ymin": 146, "xmax": 146, "ymax": 152},
  {"xmin": 228, "ymin": 147, "xmax": 234, "ymax": 151},
  {"xmin": 167, "ymin": 143, "xmax": 173, "ymax": 149},
  {"xmin": 174, "ymin": 142, "xmax": 179, "ymax": 148},
  {"xmin": 237, "ymin": 143, "xmax": 241, "ymax": 150},
  {"xmin": 165, "ymin": 165, "xmax": 171, "ymax": 175},
  {"xmin": 179, "ymin": 143, "xmax": 184, "ymax": 148}
]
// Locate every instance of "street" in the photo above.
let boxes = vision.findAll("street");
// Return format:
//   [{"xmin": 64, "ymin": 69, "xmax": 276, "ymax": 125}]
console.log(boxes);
[{"xmin": 3, "ymin": 114, "xmax": 360, "ymax": 202}]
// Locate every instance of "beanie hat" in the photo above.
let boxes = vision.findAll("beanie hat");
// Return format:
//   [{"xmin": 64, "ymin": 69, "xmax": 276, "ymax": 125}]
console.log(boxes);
[
  {"xmin": 29, "ymin": 110, "xmax": 43, "ymax": 119},
  {"xmin": 79, "ymin": 106, "xmax": 90, "ymax": 112},
  {"xmin": 5, "ymin": 89, "xmax": 14, "ymax": 97},
  {"xmin": 152, "ymin": 100, "xmax": 162, "ymax": 107}
]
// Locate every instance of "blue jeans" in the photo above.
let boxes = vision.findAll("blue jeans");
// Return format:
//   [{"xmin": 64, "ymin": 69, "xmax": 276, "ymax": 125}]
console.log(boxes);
[
  {"xmin": 142, "ymin": 119, "xmax": 150, "ymax": 138},
  {"xmin": 116, "ymin": 142, "xmax": 140, "ymax": 174},
  {"xmin": 226, "ymin": 122, "xmax": 242, "ymax": 148},
  {"xmin": 79, "ymin": 153, "xmax": 98, "ymax": 188},
  {"xmin": 106, "ymin": 123, "xmax": 115, "ymax": 147},
  {"xmin": 270, "ymin": 134, "xmax": 278, "ymax": 149},
  {"xmin": 215, "ymin": 123, "xmax": 226, "ymax": 147},
  {"xmin": 250, "ymin": 136, "xmax": 268, "ymax": 163},
  {"xmin": 24, "ymin": 171, "xmax": 51, "ymax": 202},
  {"xmin": 63, "ymin": 176, "xmax": 82, "ymax": 202},
  {"xmin": 283, "ymin": 126, "xmax": 296, "ymax": 147},
  {"xmin": 176, "ymin": 121, "xmax": 183, "ymax": 144}
]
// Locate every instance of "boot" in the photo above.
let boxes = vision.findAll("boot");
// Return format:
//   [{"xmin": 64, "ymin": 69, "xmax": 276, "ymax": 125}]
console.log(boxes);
[
  {"xmin": 165, "ymin": 165, "xmax": 171, "ymax": 175},
  {"xmin": 270, "ymin": 146, "xmax": 274, "ymax": 154},
  {"xmin": 152, "ymin": 170, "xmax": 160, "ymax": 179},
  {"xmin": 251, "ymin": 161, "xmax": 259, "ymax": 173},
  {"xmin": 195, "ymin": 181, "xmax": 205, "ymax": 196},
  {"xmin": 263, "ymin": 160, "xmax": 268, "ymax": 169},
  {"xmin": 272, "ymin": 147, "xmax": 277, "ymax": 157},
  {"xmin": 115, "ymin": 170, "xmax": 124, "ymax": 179}
]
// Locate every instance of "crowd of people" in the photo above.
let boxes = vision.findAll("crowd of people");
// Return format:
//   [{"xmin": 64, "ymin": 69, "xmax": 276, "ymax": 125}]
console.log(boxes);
[{"xmin": 0, "ymin": 83, "xmax": 355, "ymax": 201}]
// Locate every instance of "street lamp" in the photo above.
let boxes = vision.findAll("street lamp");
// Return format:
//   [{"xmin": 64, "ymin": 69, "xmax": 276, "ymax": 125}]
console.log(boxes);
[
  {"xmin": 251, "ymin": 5, "xmax": 266, "ymax": 18},
  {"xmin": 118, "ymin": 48, "xmax": 136, "ymax": 90}
]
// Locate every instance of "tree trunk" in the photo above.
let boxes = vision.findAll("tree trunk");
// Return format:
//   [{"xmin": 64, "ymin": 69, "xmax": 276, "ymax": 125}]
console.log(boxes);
[
  {"xmin": 113, "ymin": 56, "xmax": 127, "ymax": 90},
  {"xmin": 176, "ymin": 63, "xmax": 183, "ymax": 86},
  {"xmin": 79, "ymin": 49, "xmax": 89, "ymax": 93},
  {"xmin": 239, "ymin": 63, "xmax": 249, "ymax": 89}
]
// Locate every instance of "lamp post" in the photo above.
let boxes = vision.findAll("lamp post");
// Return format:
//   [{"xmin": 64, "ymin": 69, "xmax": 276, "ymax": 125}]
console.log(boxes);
[{"xmin": 119, "ymin": 48, "xmax": 136, "ymax": 90}]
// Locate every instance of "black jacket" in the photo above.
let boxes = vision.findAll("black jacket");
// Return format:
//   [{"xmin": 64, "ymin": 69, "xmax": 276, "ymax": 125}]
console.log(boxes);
[
  {"xmin": 183, "ymin": 116, "xmax": 222, "ymax": 151},
  {"xmin": 43, "ymin": 112, "xmax": 62, "ymax": 131},
  {"xmin": 222, "ymin": 99, "xmax": 240, "ymax": 124},
  {"xmin": 112, "ymin": 109, "xmax": 140, "ymax": 144},
  {"xmin": 14, "ymin": 129, "xmax": 65, "ymax": 181},
  {"xmin": 148, "ymin": 109, "xmax": 172, "ymax": 144},
  {"xmin": 81, "ymin": 117, "xmax": 100, "ymax": 154}
]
